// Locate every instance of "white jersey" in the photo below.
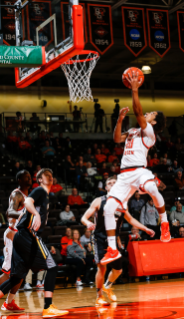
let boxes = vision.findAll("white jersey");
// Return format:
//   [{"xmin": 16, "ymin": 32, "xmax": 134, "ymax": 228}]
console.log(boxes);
[
  {"xmin": 8, "ymin": 188, "xmax": 27, "ymax": 230},
  {"xmin": 121, "ymin": 123, "xmax": 155, "ymax": 169}
]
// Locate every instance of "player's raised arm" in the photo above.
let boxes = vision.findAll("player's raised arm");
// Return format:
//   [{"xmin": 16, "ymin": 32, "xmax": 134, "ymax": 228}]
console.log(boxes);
[
  {"xmin": 113, "ymin": 107, "xmax": 129, "ymax": 143},
  {"xmin": 81, "ymin": 197, "xmax": 101, "ymax": 230},
  {"xmin": 7, "ymin": 191, "xmax": 24, "ymax": 219},
  {"xmin": 127, "ymin": 72, "xmax": 147, "ymax": 130}
]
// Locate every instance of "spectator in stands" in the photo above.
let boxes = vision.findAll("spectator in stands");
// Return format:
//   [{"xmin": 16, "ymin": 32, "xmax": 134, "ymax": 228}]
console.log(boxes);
[
  {"xmin": 153, "ymin": 173, "xmax": 166, "ymax": 192},
  {"xmin": 35, "ymin": 133, "xmax": 45, "ymax": 148},
  {"xmin": 178, "ymin": 226, "xmax": 184, "ymax": 238},
  {"xmin": 147, "ymin": 154, "xmax": 152, "ymax": 167},
  {"xmin": 65, "ymin": 155, "xmax": 75, "ymax": 184},
  {"xmin": 129, "ymin": 191, "xmax": 145, "ymax": 220},
  {"xmin": 84, "ymin": 148, "xmax": 96, "ymax": 164},
  {"xmin": 125, "ymin": 226, "xmax": 142, "ymax": 249},
  {"xmin": 98, "ymin": 162, "xmax": 108, "ymax": 175},
  {"xmin": 25, "ymin": 160, "xmax": 34, "ymax": 176},
  {"xmin": 24, "ymin": 269, "xmax": 45, "ymax": 290},
  {"xmin": 76, "ymin": 156, "xmax": 86, "ymax": 166},
  {"xmin": 176, "ymin": 138, "xmax": 183, "ymax": 151},
  {"xmin": 97, "ymin": 172, "xmax": 109, "ymax": 195},
  {"xmin": 54, "ymin": 138, "xmax": 62, "ymax": 151},
  {"xmin": 156, "ymin": 158, "xmax": 169, "ymax": 173},
  {"xmin": 18, "ymin": 136, "xmax": 31, "ymax": 158},
  {"xmin": 80, "ymin": 229, "xmax": 91, "ymax": 244},
  {"xmin": 15, "ymin": 111, "xmax": 24, "ymax": 132},
  {"xmin": 7, "ymin": 132, "xmax": 17, "ymax": 151},
  {"xmin": 140, "ymin": 198, "xmax": 160, "ymax": 226},
  {"xmin": 65, "ymin": 136, "xmax": 72, "ymax": 150},
  {"xmin": 108, "ymin": 151, "xmax": 118, "ymax": 163},
  {"xmin": 170, "ymin": 199, "xmax": 184, "ymax": 213},
  {"xmin": 150, "ymin": 153, "xmax": 160, "ymax": 167},
  {"xmin": 59, "ymin": 132, "xmax": 64, "ymax": 146},
  {"xmin": 175, "ymin": 170, "xmax": 184, "ymax": 190},
  {"xmin": 163, "ymin": 153, "xmax": 172, "ymax": 166},
  {"xmin": 170, "ymin": 202, "xmax": 184, "ymax": 224},
  {"xmin": 72, "ymin": 105, "xmax": 81, "ymax": 132},
  {"xmin": 75, "ymin": 160, "xmax": 88, "ymax": 188},
  {"xmin": 50, "ymin": 177, "xmax": 63, "ymax": 201},
  {"xmin": 41, "ymin": 140, "xmax": 55, "ymax": 157},
  {"xmin": 169, "ymin": 160, "xmax": 183, "ymax": 174},
  {"xmin": 32, "ymin": 165, "xmax": 41, "ymax": 182},
  {"xmin": 93, "ymin": 143, "xmax": 98, "ymax": 154},
  {"xmin": 29, "ymin": 112, "xmax": 40, "ymax": 135},
  {"xmin": 86, "ymin": 162, "xmax": 97, "ymax": 176},
  {"xmin": 94, "ymin": 103, "xmax": 105, "ymax": 133},
  {"xmin": 112, "ymin": 161, "xmax": 120, "ymax": 174},
  {"xmin": 67, "ymin": 188, "xmax": 88, "ymax": 206},
  {"xmin": 109, "ymin": 165, "xmax": 117, "ymax": 177},
  {"xmin": 114, "ymin": 143, "xmax": 123, "ymax": 157},
  {"xmin": 95, "ymin": 148, "xmax": 107, "ymax": 164},
  {"xmin": 101, "ymin": 143, "xmax": 110, "ymax": 155},
  {"xmin": 66, "ymin": 229, "xmax": 94, "ymax": 285},
  {"xmin": 59, "ymin": 204, "xmax": 77, "ymax": 226},
  {"xmin": 61, "ymin": 227, "xmax": 72, "ymax": 262},
  {"xmin": 13, "ymin": 161, "xmax": 22, "ymax": 175}
]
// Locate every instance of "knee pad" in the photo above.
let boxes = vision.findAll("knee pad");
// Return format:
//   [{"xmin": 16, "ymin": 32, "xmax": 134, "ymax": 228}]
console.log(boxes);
[
  {"xmin": 144, "ymin": 181, "xmax": 164, "ymax": 208},
  {"xmin": 104, "ymin": 198, "xmax": 119, "ymax": 216}
]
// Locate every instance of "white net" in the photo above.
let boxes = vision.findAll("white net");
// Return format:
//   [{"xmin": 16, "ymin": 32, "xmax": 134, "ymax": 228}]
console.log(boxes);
[{"xmin": 61, "ymin": 51, "xmax": 100, "ymax": 103}]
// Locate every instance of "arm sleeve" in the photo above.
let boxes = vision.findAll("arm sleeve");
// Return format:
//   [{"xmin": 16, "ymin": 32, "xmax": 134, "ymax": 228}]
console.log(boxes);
[
  {"xmin": 142, "ymin": 123, "xmax": 155, "ymax": 148},
  {"xmin": 140, "ymin": 206, "xmax": 145, "ymax": 225},
  {"xmin": 28, "ymin": 187, "xmax": 45, "ymax": 203}
]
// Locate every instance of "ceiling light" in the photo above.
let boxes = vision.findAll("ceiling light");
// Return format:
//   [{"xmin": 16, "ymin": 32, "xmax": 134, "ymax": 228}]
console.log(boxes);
[{"xmin": 141, "ymin": 65, "xmax": 151, "ymax": 74}]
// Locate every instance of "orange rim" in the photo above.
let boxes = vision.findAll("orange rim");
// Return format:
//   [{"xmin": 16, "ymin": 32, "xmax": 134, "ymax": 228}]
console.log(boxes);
[{"xmin": 64, "ymin": 50, "xmax": 99, "ymax": 64}]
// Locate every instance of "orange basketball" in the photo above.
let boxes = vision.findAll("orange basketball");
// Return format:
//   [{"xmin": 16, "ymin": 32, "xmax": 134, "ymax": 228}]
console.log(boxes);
[{"xmin": 122, "ymin": 67, "xmax": 144, "ymax": 89}]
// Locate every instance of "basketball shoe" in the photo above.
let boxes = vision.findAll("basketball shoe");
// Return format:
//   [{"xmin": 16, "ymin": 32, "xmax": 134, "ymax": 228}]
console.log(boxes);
[
  {"xmin": 100, "ymin": 247, "xmax": 121, "ymax": 265},
  {"xmin": 102, "ymin": 285, "xmax": 117, "ymax": 302},
  {"xmin": 42, "ymin": 304, "xmax": 69, "ymax": 318},
  {"xmin": 160, "ymin": 222, "xmax": 171, "ymax": 242},
  {"xmin": 95, "ymin": 296, "xmax": 109, "ymax": 306},
  {"xmin": 1, "ymin": 300, "xmax": 25, "ymax": 312}
]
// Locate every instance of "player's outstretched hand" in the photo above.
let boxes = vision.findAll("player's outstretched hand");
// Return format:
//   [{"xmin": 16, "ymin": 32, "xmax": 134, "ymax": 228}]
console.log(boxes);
[
  {"xmin": 119, "ymin": 107, "xmax": 130, "ymax": 121},
  {"xmin": 86, "ymin": 221, "xmax": 96, "ymax": 231},
  {"xmin": 31, "ymin": 213, "xmax": 41, "ymax": 232},
  {"xmin": 145, "ymin": 228, "xmax": 155, "ymax": 238},
  {"xmin": 127, "ymin": 71, "xmax": 142, "ymax": 90}
]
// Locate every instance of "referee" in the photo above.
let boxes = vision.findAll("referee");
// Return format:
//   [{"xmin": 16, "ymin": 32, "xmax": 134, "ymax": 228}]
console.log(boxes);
[{"xmin": 0, "ymin": 168, "xmax": 68, "ymax": 318}]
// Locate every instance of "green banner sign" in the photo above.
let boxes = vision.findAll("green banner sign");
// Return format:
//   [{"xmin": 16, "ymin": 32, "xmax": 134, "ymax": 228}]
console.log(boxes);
[{"xmin": 0, "ymin": 46, "xmax": 44, "ymax": 67}]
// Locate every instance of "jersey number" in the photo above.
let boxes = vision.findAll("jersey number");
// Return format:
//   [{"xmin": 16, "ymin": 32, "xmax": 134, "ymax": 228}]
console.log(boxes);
[{"xmin": 126, "ymin": 139, "xmax": 134, "ymax": 149}]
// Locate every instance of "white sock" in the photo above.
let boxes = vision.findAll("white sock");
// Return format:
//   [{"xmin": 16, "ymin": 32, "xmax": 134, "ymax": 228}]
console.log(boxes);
[
  {"xmin": 107, "ymin": 236, "xmax": 116, "ymax": 250},
  {"xmin": 104, "ymin": 280, "xmax": 113, "ymax": 289},
  {"xmin": 6, "ymin": 293, "xmax": 15, "ymax": 304},
  {"xmin": 160, "ymin": 212, "xmax": 168, "ymax": 223}
]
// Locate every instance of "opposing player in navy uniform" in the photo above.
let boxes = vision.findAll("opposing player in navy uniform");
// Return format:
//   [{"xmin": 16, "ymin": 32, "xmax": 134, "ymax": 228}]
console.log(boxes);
[
  {"xmin": 0, "ymin": 168, "xmax": 68, "ymax": 318},
  {"xmin": 81, "ymin": 175, "xmax": 155, "ymax": 306}
]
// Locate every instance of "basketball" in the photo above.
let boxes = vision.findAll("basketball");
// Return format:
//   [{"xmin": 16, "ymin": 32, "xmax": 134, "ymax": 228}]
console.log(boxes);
[{"xmin": 122, "ymin": 67, "xmax": 144, "ymax": 89}]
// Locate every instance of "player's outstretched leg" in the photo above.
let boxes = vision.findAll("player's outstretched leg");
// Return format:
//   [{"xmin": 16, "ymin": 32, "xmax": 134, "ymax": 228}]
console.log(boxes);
[
  {"xmin": 101, "ymin": 198, "xmax": 121, "ymax": 265},
  {"xmin": 103, "ymin": 260, "xmax": 122, "ymax": 302},
  {"xmin": 95, "ymin": 264, "xmax": 109, "ymax": 306},
  {"xmin": 1, "ymin": 279, "xmax": 24, "ymax": 312},
  {"xmin": 144, "ymin": 181, "xmax": 171, "ymax": 242}
]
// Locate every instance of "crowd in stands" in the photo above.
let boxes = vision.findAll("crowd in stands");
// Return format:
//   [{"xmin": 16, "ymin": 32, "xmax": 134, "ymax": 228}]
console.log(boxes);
[{"xmin": 2, "ymin": 128, "xmax": 184, "ymax": 286}]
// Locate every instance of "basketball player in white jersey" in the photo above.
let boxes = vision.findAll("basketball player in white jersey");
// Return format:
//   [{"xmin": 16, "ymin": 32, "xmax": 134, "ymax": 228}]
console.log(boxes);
[
  {"xmin": 101, "ymin": 71, "xmax": 171, "ymax": 265},
  {"xmin": 1, "ymin": 170, "xmax": 32, "ymax": 312}
]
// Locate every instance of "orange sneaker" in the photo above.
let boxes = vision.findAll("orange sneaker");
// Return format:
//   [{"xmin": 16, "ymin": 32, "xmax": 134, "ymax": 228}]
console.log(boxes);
[
  {"xmin": 95, "ymin": 296, "xmax": 109, "ymax": 306},
  {"xmin": 160, "ymin": 222, "xmax": 171, "ymax": 242},
  {"xmin": 42, "ymin": 304, "xmax": 69, "ymax": 318},
  {"xmin": 100, "ymin": 247, "xmax": 121, "ymax": 265},
  {"xmin": 102, "ymin": 285, "xmax": 117, "ymax": 302},
  {"xmin": 1, "ymin": 300, "xmax": 25, "ymax": 312}
]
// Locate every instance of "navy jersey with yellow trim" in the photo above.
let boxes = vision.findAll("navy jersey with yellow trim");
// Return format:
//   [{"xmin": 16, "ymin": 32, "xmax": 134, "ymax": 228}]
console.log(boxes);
[
  {"xmin": 94, "ymin": 195, "xmax": 125, "ymax": 239},
  {"xmin": 17, "ymin": 186, "xmax": 49, "ymax": 235}
]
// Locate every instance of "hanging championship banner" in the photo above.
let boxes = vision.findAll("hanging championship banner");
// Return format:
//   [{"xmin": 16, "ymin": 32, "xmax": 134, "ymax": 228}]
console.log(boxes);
[
  {"xmin": 88, "ymin": 4, "xmax": 114, "ymax": 55},
  {"xmin": 61, "ymin": 2, "xmax": 88, "ymax": 43},
  {"xmin": 25, "ymin": 0, "xmax": 53, "ymax": 47},
  {"xmin": 147, "ymin": 9, "xmax": 171, "ymax": 58},
  {"xmin": 1, "ymin": 0, "xmax": 16, "ymax": 46},
  {"xmin": 177, "ymin": 11, "xmax": 184, "ymax": 52},
  {"xmin": 122, "ymin": 7, "xmax": 147, "ymax": 57}
]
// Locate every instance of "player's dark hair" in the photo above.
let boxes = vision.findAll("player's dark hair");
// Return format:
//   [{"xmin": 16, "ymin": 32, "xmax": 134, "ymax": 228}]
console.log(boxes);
[
  {"xmin": 36, "ymin": 168, "xmax": 53, "ymax": 184},
  {"xmin": 153, "ymin": 111, "xmax": 166, "ymax": 133},
  {"xmin": 106, "ymin": 175, "xmax": 117, "ymax": 184},
  {"xmin": 16, "ymin": 170, "xmax": 29, "ymax": 182}
]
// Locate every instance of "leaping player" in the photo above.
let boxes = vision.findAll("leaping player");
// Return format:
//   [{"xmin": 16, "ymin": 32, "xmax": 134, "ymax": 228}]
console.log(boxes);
[
  {"xmin": 81, "ymin": 175, "xmax": 155, "ymax": 305},
  {"xmin": 1, "ymin": 170, "xmax": 32, "ymax": 312},
  {"xmin": 101, "ymin": 71, "xmax": 171, "ymax": 265}
]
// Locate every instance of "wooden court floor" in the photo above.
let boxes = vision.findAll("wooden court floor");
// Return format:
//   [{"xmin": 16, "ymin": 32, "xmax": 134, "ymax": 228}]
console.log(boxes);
[{"xmin": 1, "ymin": 278, "xmax": 184, "ymax": 318}]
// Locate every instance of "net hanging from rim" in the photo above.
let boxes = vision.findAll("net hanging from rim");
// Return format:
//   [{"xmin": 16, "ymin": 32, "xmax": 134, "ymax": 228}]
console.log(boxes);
[{"xmin": 61, "ymin": 50, "xmax": 100, "ymax": 103}]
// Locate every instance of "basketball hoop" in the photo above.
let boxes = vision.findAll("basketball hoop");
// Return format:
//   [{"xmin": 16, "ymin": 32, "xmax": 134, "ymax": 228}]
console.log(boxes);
[{"xmin": 61, "ymin": 50, "xmax": 100, "ymax": 103}]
